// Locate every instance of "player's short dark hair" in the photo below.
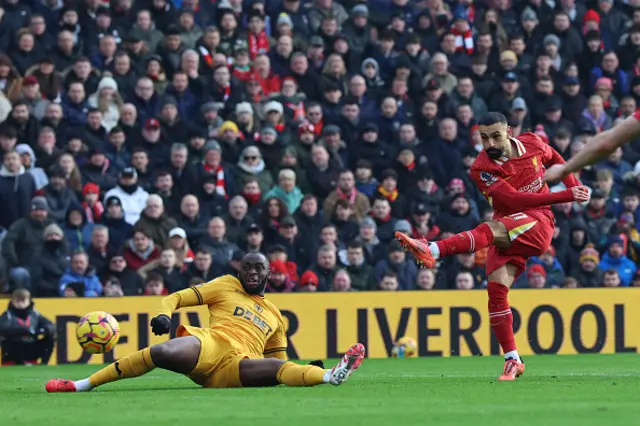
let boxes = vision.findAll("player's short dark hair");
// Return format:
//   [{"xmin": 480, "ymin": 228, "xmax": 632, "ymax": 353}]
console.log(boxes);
[{"xmin": 479, "ymin": 112, "xmax": 508, "ymax": 127}]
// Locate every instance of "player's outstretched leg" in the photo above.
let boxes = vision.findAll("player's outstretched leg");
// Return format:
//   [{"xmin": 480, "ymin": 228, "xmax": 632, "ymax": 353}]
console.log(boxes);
[
  {"xmin": 395, "ymin": 221, "xmax": 503, "ymax": 268},
  {"xmin": 488, "ymin": 265, "xmax": 525, "ymax": 381},
  {"xmin": 239, "ymin": 343, "xmax": 365, "ymax": 388},
  {"xmin": 45, "ymin": 336, "xmax": 201, "ymax": 392}
]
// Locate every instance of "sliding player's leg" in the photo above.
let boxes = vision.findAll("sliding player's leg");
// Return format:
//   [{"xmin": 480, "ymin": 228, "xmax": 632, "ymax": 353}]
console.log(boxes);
[
  {"xmin": 395, "ymin": 220, "xmax": 511, "ymax": 268},
  {"xmin": 45, "ymin": 336, "xmax": 201, "ymax": 392},
  {"xmin": 238, "ymin": 343, "xmax": 366, "ymax": 388}
]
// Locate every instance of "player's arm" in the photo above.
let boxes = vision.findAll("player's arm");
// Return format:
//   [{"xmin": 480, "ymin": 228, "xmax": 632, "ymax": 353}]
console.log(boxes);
[
  {"xmin": 472, "ymin": 170, "xmax": 577, "ymax": 214},
  {"xmin": 263, "ymin": 316, "xmax": 288, "ymax": 360},
  {"xmin": 151, "ymin": 280, "xmax": 220, "ymax": 336},
  {"xmin": 543, "ymin": 115, "xmax": 640, "ymax": 182}
]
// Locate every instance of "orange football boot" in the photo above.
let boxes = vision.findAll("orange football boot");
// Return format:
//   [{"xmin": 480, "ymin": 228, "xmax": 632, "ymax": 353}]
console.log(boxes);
[
  {"xmin": 394, "ymin": 231, "xmax": 435, "ymax": 268},
  {"xmin": 497, "ymin": 358, "xmax": 526, "ymax": 381},
  {"xmin": 45, "ymin": 379, "xmax": 78, "ymax": 393}
]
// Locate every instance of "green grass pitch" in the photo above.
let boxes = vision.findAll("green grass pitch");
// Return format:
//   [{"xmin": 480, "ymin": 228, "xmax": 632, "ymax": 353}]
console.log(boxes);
[{"xmin": 1, "ymin": 355, "xmax": 638, "ymax": 426}]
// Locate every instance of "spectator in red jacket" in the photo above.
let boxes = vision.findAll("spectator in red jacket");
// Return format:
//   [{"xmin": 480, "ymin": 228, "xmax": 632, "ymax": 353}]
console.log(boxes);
[{"xmin": 122, "ymin": 228, "xmax": 161, "ymax": 271}]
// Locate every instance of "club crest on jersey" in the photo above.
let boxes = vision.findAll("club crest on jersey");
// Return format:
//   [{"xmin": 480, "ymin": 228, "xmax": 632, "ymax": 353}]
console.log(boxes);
[
  {"xmin": 532, "ymin": 157, "xmax": 538, "ymax": 171},
  {"xmin": 480, "ymin": 172, "xmax": 497, "ymax": 186},
  {"xmin": 254, "ymin": 304, "xmax": 263, "ymax": 313}
]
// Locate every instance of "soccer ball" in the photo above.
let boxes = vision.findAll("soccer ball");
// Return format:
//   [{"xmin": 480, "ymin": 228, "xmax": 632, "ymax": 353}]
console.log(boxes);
[
  {"xmin": 76, "ymin": 311, "xmax": 120, "ymax": 354},
  {"xmin": 391, "ymin": 336, "xmax": 417, "ymax": 358}
]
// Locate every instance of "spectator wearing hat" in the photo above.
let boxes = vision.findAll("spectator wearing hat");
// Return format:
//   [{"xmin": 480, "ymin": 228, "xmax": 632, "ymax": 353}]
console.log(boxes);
[
  {"xmin": 185, "ymin": 140, "xmax": 238, "ymax": 200},
  {"xmin": 271, "ymin": 215, "xmax": 308, "ymax": 269},
  {"xmin": 489, "ymin": 71, "xmax": 523, "ymax": 118},
  {"xmin": 62, "ymin": 203, "xmax": 95, "ymax": 251},
  {"xmin": 266, "ymin": 260, "xmax": 296, "ymax": 293},
  {"xmin": 594, "ymin": 76, "xmax": 620, "ymax": 118},
  {"xmin": 216, "ymin": 120, "xmax": 244, "ymax": 165},
  {"xmin": 572, "ymin": 244, "xmax": 604, "ymax": 287},
  {"xmin": 270, "ymin": 0, "xmax": 311, "ymax": 37},
  {"xmin": 18, "ymin": 76, "xmax": 49, "ymax": 122},
  {"xmin": 99, "ymin": 196, "xmax": 132, "ymax": 251},
  {"xmin": 341, "ymin": 5, "xmax": 373, "ymax": 61},
  {"xmin": 28, "ymin": 223, "xmax": 68, "ymax": 297},
  {"xmin": 408, "ymin": 202, "xmax": 439, "ymax": 241},
  {"xmin": 413, "ymin": 166, "xmax": 445, "ymax": 205},
  {"xmin": 526, "ymin": 264, "xmax": 548, "ymax": 289},
  {"xmin": 242, "ymin": 222, "xmax": 266, "ymax": 254},
  {"xmin": 599, "ymin": 236, "xmax": 637, "ymax": 286},
  {"xmin": 612, "ymin": 210, "xmax": 640, "ymax": 261},
  {"xmin": 134, "ymin": 194, "xmax": 178, "ymax": 248},
  {"xmin": 103, "ymin": 167, "xmax": 149, "ymax": 225},
  {"xmin": 297, "ymin": 270, "xmax": 319, "ymax": 292},
  {"xmin": 40, "ymin": 165, "xmax": 78, "ymax": 224},
  {"xmin": 2, "ymin": 196, "xmax": 52, "ymax": 290},
  {"xmin": 562, "ymin": 216, "xmax": 591, "ymax": 273},
  {"xmin": 234, "ymin": 102, "xmax": 258, "ymax": 140},
  {"xmin": 15, "ymin": 144, "xmax": 48, "ymax": 190},
  {"xmin": 81, "ymin": 146, "xmax": 118, "ymax": 192},
  {"xmin": 540, "ymin": 94, "xmax": 574, "ymax": 140},
  {"xmin": 164, "ymin": 226, "xmax": 195, "ymax": 269},
  {"xmin": 560, "ymin": 76, "xmax": 587, "ymax": 124},
  {"xmin": 0, "ymin": 150, "xmax": 37, "ymax": 231}
]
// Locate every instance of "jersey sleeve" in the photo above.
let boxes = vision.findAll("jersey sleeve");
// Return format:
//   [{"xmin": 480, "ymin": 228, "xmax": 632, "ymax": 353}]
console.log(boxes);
[
  {"xmin": 470, "ymin": 167, "xmax": 575, "ymax": 213},
  {"xmin": 263, "ymin": 311, "xmax": 288, "ymax": 360},
  {"xmin": 156, "ymin": 278, "xmax": 226, "ymax": 317},
  {"xmin": 534, "ymin": 136, "xmax": 582, "ymax": 188}
]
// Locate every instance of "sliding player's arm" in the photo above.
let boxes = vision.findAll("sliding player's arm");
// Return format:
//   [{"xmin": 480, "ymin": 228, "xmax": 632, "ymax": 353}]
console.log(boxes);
[
  {"xmin": 471, "ymin": 170, "xmax": 577, "ymax": 215},
  {"xmin": 543, "ymin": 114, "xmax": 640, "ymax": 183},
  {"xmin": 151, "ymin": 279, "xmax": 222, "ymax": 335},
  {"xmin": 263, "ymin": 313, "xmax": 288, "ymax": 360}
]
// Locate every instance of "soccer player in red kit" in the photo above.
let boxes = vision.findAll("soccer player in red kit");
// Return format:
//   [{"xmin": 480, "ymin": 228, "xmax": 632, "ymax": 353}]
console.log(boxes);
[
  {"xmin": 544, "ymin": 110, "xmax": 640, "ymax": 183},
  {"xmin": 396, "ymin": 113, "xmax": 591, "ymax": 380}
]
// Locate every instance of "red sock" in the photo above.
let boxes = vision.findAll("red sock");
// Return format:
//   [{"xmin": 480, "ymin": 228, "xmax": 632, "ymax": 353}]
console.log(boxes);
[
  {"xmin": 435, "ymin": 223, "xmax": 494, "ymax": 257},
  {"xmin": 487, "ymin": 281, "xmax": 517, "ymax": 353}
]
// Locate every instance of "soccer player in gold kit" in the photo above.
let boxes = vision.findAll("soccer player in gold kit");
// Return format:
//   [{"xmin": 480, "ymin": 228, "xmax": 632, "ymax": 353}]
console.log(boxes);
[{"xmin": 46, "ymin": 253, "xmax": 365, "ymax": 392}]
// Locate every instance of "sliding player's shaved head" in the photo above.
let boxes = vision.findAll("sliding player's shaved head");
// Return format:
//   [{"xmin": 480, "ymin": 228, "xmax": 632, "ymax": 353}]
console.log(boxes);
[{"xmin": 238, "ymin": 252, "xmax": 270, "ymax": 295}]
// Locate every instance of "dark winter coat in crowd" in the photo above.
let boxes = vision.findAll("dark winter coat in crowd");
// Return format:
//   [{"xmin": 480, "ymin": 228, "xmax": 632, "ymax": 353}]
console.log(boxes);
[
  {"xmin": 134, "ymin": 212, "xmax": 178, "ymax": 248},
  {"xmin": 30, "ymin": 239, "xmax": 69, "ymax": 297},
  {"xmin": 1, "ymin": 216, "xmax": 53, "ymax": 268},
  {"xmin": 101, "ymin": 215, "xmax": 133, "ymax": 251},
  {"xmin": 102, "ymin": 266, "xmax": 145, "ymax": 296},
  {"xmin": 40, "ymin": 182, "xmax": 79, "ymax": 224},
  {"xmin": 0, "ymin": 166, "xmax": 36, "ymax": 230}
]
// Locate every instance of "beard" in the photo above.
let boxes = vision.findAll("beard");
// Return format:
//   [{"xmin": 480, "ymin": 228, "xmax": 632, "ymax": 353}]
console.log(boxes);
[
  {"xmin": 243, "ymin": 276, "xmax": 268, "ymax": 295},
  {"xmin": 485, "ymin": 147, "xmax": 503, "ymax": 160}
]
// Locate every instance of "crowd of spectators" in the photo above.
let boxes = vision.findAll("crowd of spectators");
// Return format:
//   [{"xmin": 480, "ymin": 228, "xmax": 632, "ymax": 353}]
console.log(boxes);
[{"xmin": 0, "ymin": 0, "xmax": 639, "ymax": 297}]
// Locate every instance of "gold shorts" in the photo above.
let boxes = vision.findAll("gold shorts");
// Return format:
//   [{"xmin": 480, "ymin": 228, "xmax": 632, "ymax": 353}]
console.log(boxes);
[{"xmin": 176, "ymin": 325, "xmax": 259, "ymax": 388}]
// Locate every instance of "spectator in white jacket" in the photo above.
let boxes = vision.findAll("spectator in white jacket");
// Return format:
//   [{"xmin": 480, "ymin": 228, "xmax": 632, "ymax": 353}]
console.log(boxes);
[
  {"xmin": 15, "ymin": 144, "xmax": 48, "ymax": 190},
  {"xmin": 87, "ymin": 77, "xmax": 122, "ymax": 132},
  {"xmin": 103, "ymin": 167, "xmax": 149, "ymax": 225}
]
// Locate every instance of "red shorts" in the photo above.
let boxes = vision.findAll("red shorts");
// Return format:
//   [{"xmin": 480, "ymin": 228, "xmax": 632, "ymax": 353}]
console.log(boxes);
[{"xmin": 485, "ymin": 210, "xmax": 554, "ymax": 278}]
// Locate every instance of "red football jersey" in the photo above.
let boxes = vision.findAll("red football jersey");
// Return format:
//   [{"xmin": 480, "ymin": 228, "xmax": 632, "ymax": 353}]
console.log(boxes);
[{"xmin": 470, "ymin": 133, "xmax": 559, "ymax": 219}]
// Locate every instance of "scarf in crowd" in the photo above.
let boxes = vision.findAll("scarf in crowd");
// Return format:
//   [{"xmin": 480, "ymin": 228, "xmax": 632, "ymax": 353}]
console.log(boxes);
[
  {"xmin": 378, "ymin": 185, "xmax": 399, "ymax": 202},
  {"xmin": 238, "ymin": 158, "xmax": 266, "ymax": 175},
  {"xmin": 233, "ymin": 65, "xmax": 253, "ymax": 82},
  {"xmin": 372, "ymin": 211, "xmax": 392, "ymax": 222},
  {"xmin": 83, "ymin": 200, "xmax": 104, "ymax": 224},
  {"xmin": 405, "ymin": 161, "xmax": 416, "ymax": 171},
  {"xmin": 284, "ymin": 100, "xmax": 306, "ymax": 121},
  {"xmin": 220, "ymin": 83, "xmax": 231, "ymax": 101},
  {"xmin": 243, "ymin": 191, "xmax": 261, "ymax": 204},
  {"xmin": 203, "ymin": 163, "xmax": 227, "ymax": 198},
  {"xmin": 248, "ymin": 30, "xmax": 269, "ymax": 59},
  {"xmin": 451, "ymin": 27, "xmax": 474, "ymax": 54},
  {"xmin": 336, "ymin": 187, "xmax": 356, "ymax": 204}
]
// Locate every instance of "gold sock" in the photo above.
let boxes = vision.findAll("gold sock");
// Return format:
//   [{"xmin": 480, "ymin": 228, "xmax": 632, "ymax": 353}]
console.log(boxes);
[
  {"xmin": 89, "ymin": 347, "xmax": 156, "ymax": 388},
  {"xmin": 276, "ymin": 361, "xmax": 326, "ymax": 387}
]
